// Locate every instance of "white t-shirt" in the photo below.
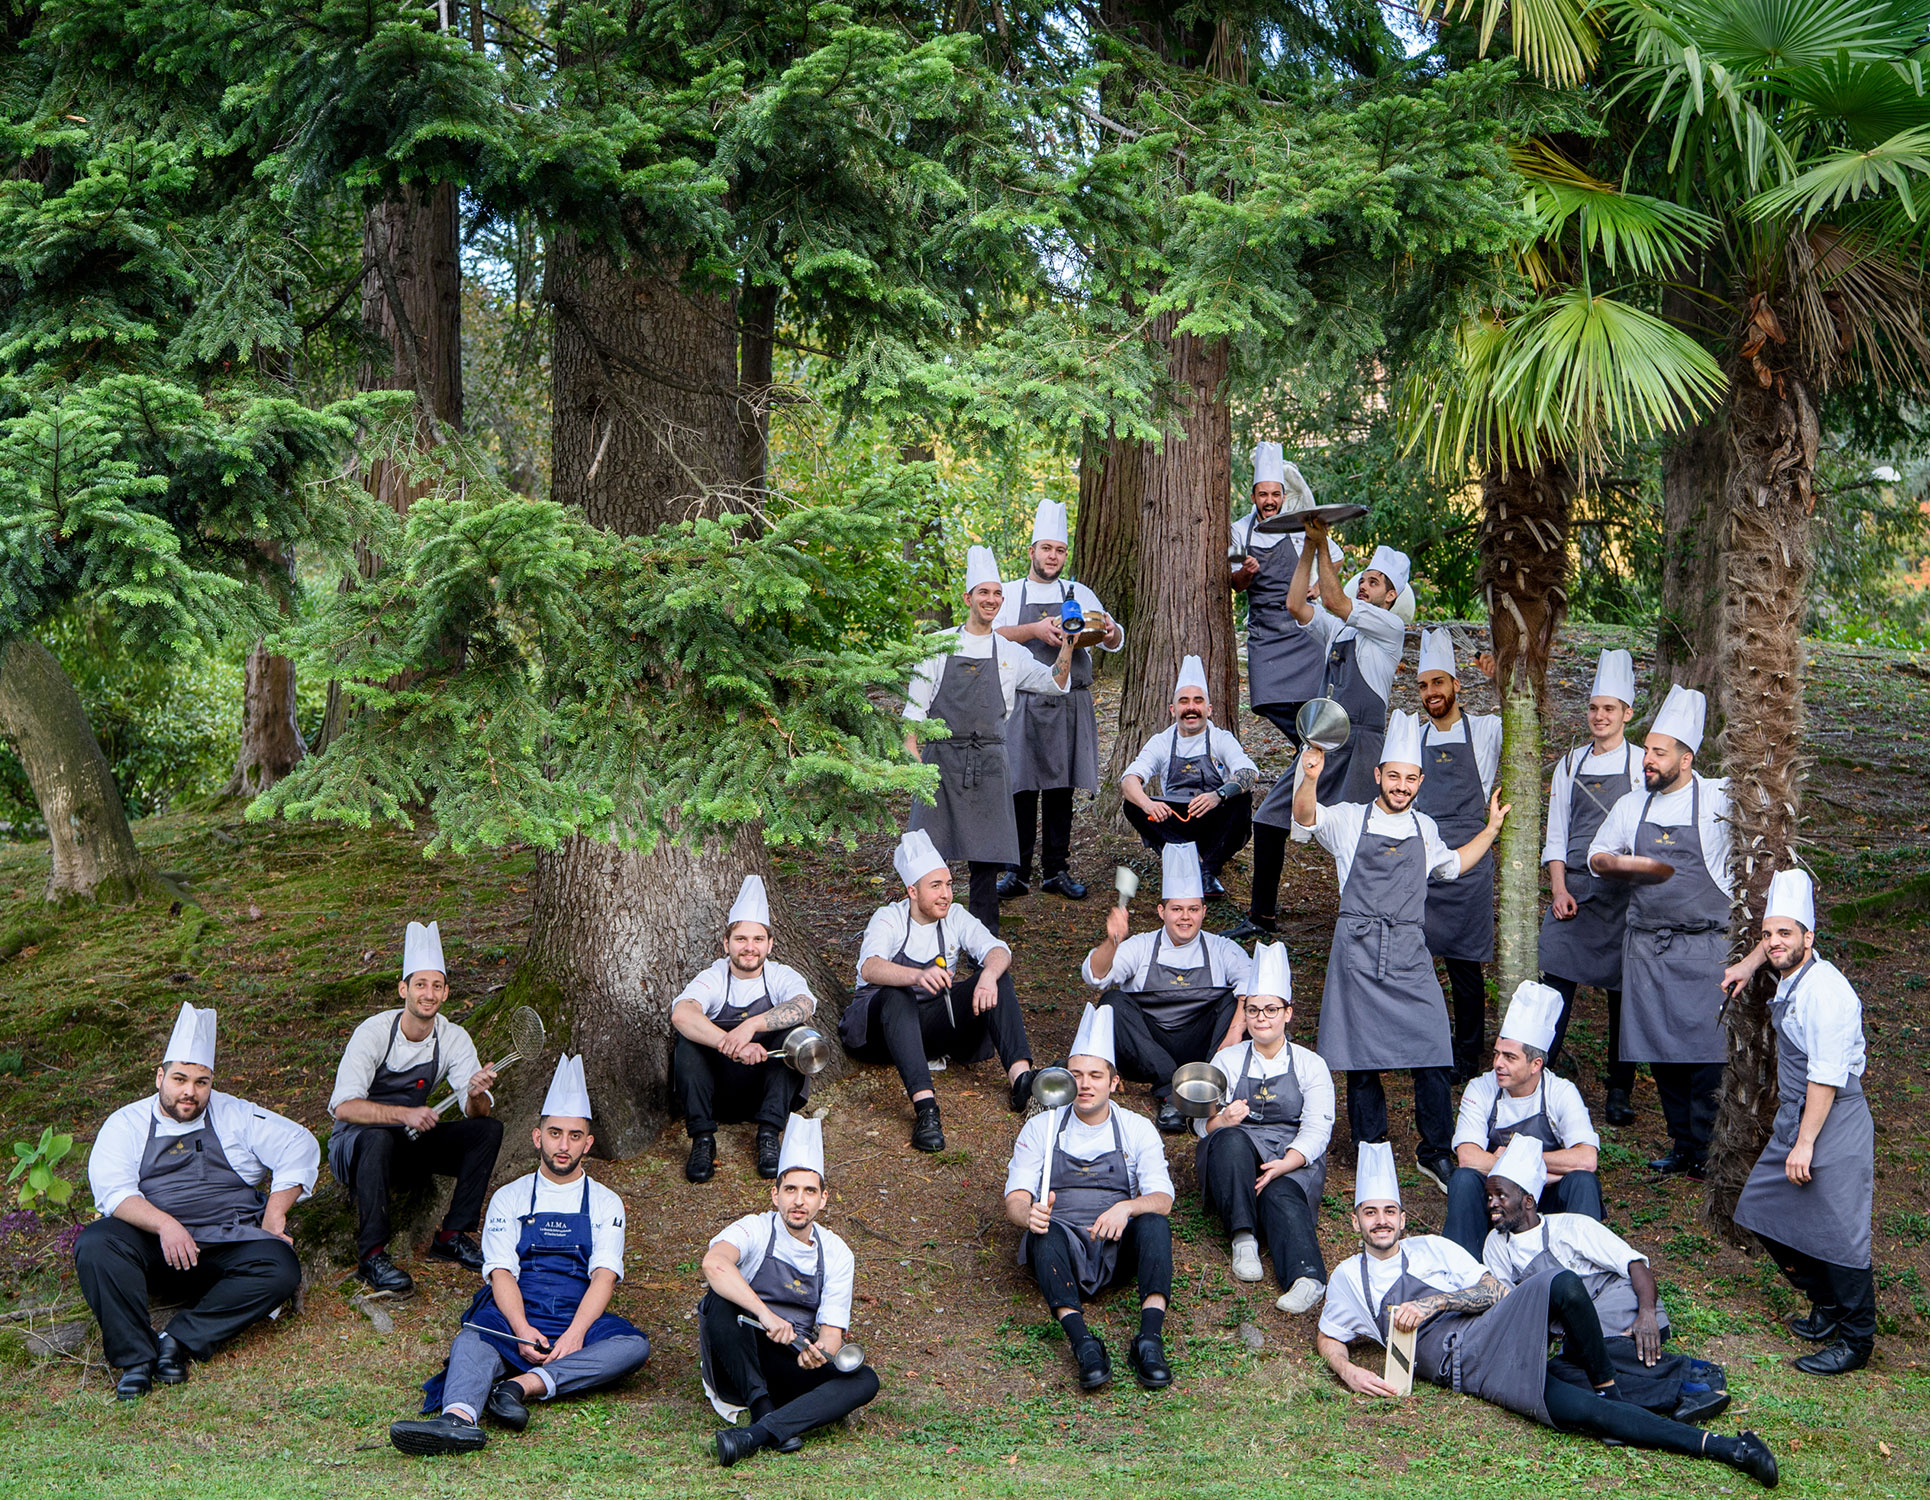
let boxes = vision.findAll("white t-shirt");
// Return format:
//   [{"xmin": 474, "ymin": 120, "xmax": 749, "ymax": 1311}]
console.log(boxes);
[
  {"xmin": 1082, "ymin": 929, "xmax": 1253, "ymax": 994},
  {"xmin": 89, "ymin": 1093, "xmax": 320, "ymax": 1219},
  {"xmin": 329, "ymin": 1010, "xmax": 486, "ymax": 1118},
  {"xmin": 1482, "ymin": 1214, "xmax": 1658, "ymax": 1335},
  {"xmin": 1588, "ymin": 773, "xmax": 1733, "ymax": 894},
  {"xmin": 674, "ymin": 959, "xmax": 816, "ymax": 1022},
  {"xmin": 709, "ymin": 1211, "xmax": 856, "ymax": 1334},
  {"xmin": 855, "ymin": 899, "xmax": 1009, "ymax": 982},
  {"xmin": 1452, "ymin": 1072, "xmax": 1600, "ymax": 1153},
  {"xmin": 1542, "ymin": 742, "xmax": 1644, "ymax": 865},
  {"xmin": 1120, "ymin": 725, "xmax": 1258, "ymax": 794},
  {"xmin": 903, "ymin": 628, "xmax": 1067, "ymax": 721},
  {"xmin": 1777, "ymin": 957, "xmax": 1866, "ymax": 1088},
  {"xmin": 1421, "ymin": 714, "xmax": 1503, "ymax": 799},
  {"xmin": 480, "ymin": 1170, "xmax": 627, "ymax": 1282},
  {"xmin": 1306, "ymin": 600, "xmax": 1404, "ymax": 705},
  {"xmin": 1319, "ymin": 1235, "xmax": 1485, "ymax": 1345},
  {"xmin": 1192, "ymin": 1040, "xmax": 1335, "ymax": 1163},
  {"xmin": 1004, "ymin": 1103, "xmax": 1176, "ymax": 1202},
  {"xmin": 992, "ymin": 577, "xmax": 1124, "ymax": 652},
  {"xmin": 1301, "ymin": 801, "xmax": 1460, "ymax": 887}
]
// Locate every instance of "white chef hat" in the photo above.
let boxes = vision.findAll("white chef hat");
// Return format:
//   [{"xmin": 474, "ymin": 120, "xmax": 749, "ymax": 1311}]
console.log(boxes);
[
  {"xmin": 1650, "ymin": 683, "xmax": 1706, "ymax": 752},
  {"xmin": 1249, "ymin": 941, "xmax": 1291, "ymax": 1005},
  {"xmin": 777, "ymin": 1113, "xmax": 825, "ymax": 1181},
  {"xmin": 1380, "ymin": 709, "xmax": 1423, "ymax": 769},
  {"xmin": 1252, "ymin": 441, "xmax": 1286, "ymax": 487},
  {"xmin": 1490, "ymin": 1134, "xmax": 1547, "ymax": 1199},
  {"xmin": 1765, "ymin": 868, "xmax": 1815, "ymax": 930},
  {"xmin": 1498, "ymin": 980, "xmax": 1563, "ymax": 1053},
  {"xmin": 892, "ymin": 829, "xmax": 947, "ymax": 888},
  {"xmin": 1590, "ymin": 649, "xmax": 1636, "ymax": 707},
  {"xmin": 1160, "ymin": 842, "xmax": 1205, "ymax": 901},
  {"xmin": 1281, "ymin": 462, "xmax": 1316, "ymax": 512},
  {"xmin": 1366, "ymin": 545, "xmax": 1411, "ymax": 595},
  {"xmin": 727, "ymin": 874, "xmax": 771, "ymax": 932},
  {"xmin": 541, "ymin": 1054, "xmax": 593, "ymax": 1121},
  {"xmin": 1354, "ymin": 1140, "xmax": 1400, "ymax": 1207},
  {"xmin": 963, "ymin": 546, "xmax": 1002, "ymax": 594},
  {"xmin": 163, "ymin": 1002, "xmax": 217, "ymax": 1069},
  {"xmin": 402, "ymin": 920, "xmax": 446, "ymax": 979},
  {"xmin": 1417, "ymin": 626, "xmax": 1458, "ymax": 679},
  {"xmin": 1069, "ymin": 1001, "xmax": 1117, "ymax": 1065},
  {"xmin": 1031, "ymin": 498, "xmax": 1069, "ymax": 546},
  {"xmin": 1173, "ymin": 654, "xmax": 1209, "ymax": 699}
]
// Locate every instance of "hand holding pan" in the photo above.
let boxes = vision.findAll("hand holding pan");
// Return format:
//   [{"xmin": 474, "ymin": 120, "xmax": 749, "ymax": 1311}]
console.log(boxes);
[{"xmin": 1591, "ymin": 854, "xmax": 1676, "ymax": 886}]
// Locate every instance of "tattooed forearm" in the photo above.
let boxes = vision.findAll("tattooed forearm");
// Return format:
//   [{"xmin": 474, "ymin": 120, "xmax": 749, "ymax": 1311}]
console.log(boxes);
[
  {"xmin": 1411, "ymin": 1272, "xmax": 1506, "ymax": 1319},
  {"xmin": 1231, "ymin": 768, "xmax": 1257, "ymax": 793},
  {"xmin": 759, "ymin": 998, "xmax": 816, "ymax": 1032}
]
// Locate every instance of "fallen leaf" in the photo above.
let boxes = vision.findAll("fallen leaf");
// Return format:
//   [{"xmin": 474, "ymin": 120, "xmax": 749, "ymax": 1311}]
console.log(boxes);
[
  {"xmin": 1879, "ymin": 1441, "xmax": 1892, "ymax": 1457},
  {"xmin": 1006, "ymin": 1453, "xmax": 1018, "ymax": 1466}
]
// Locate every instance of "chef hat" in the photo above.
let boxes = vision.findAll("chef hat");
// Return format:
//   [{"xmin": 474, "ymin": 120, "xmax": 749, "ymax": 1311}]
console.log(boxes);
[
  {"xmin": 726, "ymin": 874, "xmax": 771, "ymax": 933},
  {"xmin": 1069, "ymin": 1001, "xmax": 1116, "ymax": 1065},
  {"xmin": 1490, "ymin": 1134, "xmax": 1547, "ymax": 1199},
  {"xmin": 1649, "ymin": 683, "xmax": 1706, "ymax": 752},
  {"xmin": 1380, "ymin": 709, "xmax": 1423, "ymax": 769},
  {"xmin": 1249, "ymin": 941, "xmax": 1291, "ymax": 1005},
  {"xmin": 402, "ymin": 920, "xmax": 446, "ymax": 979},
  {"xmin": 1281, "ymin": 462, "xmax": 1316, "ymax": 512},
  {"xmin": 892, "ymin": 829, "xmax": 947, "ymax": 888},
  {"xmin": 1498, "ymin": 980, "xmax": 1563, "ymax": 1053},
  {"xmin": 1031, "ymin": 498, "xmax": 1069, "ymax": 547},
  {"xmin": 1354, "ymin": 1140, "xmax": 1400, "ymax": 1207},
  {"xmin": 1252, "ymin": 441, "xmax": 1287, "ymax": 487},
  {"xmin": 163, "ymin": 1002, "xmax": 218, "ymax": 1069},
  {"xmin": 1160, "ymin": 841, "xmax": 1205, "ymax": 901},
  {"xmin": 1590, "ymin": 649, "xmax": 1636, "ymax": 707},
  {"xmin": 1366, "ymin": 545, "xmax": 1411, "ymax": 595},
  {"xmin": 1173, "ymin": 654, "xmax": 1209, "ymax": 699},
  {"xmin": 963, "ymin": 546, "xmax": 1002, "ymax": 594},
  {"xmin": 541, "ymin": 1054, "xmax": 593, "ymax": 1121},
  {"xmin": 1765, "ymin": 867, "xmax": 1815, "ymax": 930},
  {"xmin": 777, "ymin": 1113, "xmax": 825, "ymax": 1182},
  {"xmin": 1417, "ymin": 626, "xmax": 1458, "ymax": 679}
]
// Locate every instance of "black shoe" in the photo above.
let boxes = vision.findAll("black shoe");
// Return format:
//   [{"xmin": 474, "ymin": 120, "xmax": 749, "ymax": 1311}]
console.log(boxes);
[
  {"xmin": 154, "ymin": 1333, "xmax": 189, "ymax": 1385},
  {"xmin": 1673, "ymin": 1385, "xmax": 1732, "ymax": 1423},
  {"xmin": 774, "ymin": 1434, "xmax": 804, "ymax": 1453},
  {"xmin": 1075, "ymin": 1335, "xmax": 1112, "ymax": 1391},
  {"xmin": 1218, "ymin": 914, "xmax": 1277, "ymax": 942},
  {"xmin": 715, "ymin": 1424, "xmax": 765, "ymax": 1467},
  {"xmin": 114, "ymin": 1363, "xmax": 154, "ymax": 1401},
  {"xmin": 390, "ymin": 1413, "xmax": 489, "ymax": 1456},
  {"xmin": 1784, "ymin": 1307, "xmax": 1841, "ymax": 1342},
  {"xmin": 1202, "ymin": 874, "xmax": 1227, "ymax": 899},
  {"xmin": 427, "ymin": 1233, "xmax": 485, "ymax": 1273},
  {"xmin": 1415, "ymin": 1152, "xmax": 1455, "ymax": 1195},
  {"xmin": 1604, "ymin": 1088, "xmax": 1635, "ymax": 1125},
  {"xmin": 485, "ymin": 1379, "xmax": 530, "ymax": 1431},
  {"xmin": 756, "ymin": 1126, "xmax": 783, "ymax": 1179},
  {"xmin": 685, "ymin": 1133, "xmax": 717, "ymax": 1184},
  {"xmin": 1646, "ymin": 1147, "xmax": 1703, "ymax": 1177},
  {"xmin": 1724, "ymin": 1431, "xmax": 1779, "ymax": 1488},
  {"xmin": 1130, "ymin": 1334, "xmax": 1172, "ymax": 1390},
  {"xmin": 911, "ymin": 1100, "xmax": 945, "ymax": 1153},
  {"xmin": 995, "ymin": 871, "xmax": 1030, "ymax": 901},
  {"xmin": 1793, "ymin": 1339, "xmax": 1870, "ymax": 1376},
  {"xmin": 1040, "ymin": 873, "xmax": 1088, "ymax": 901},
  {"xmin": 1009, "ymin": 1069, "xmax": 1039, "ymax": 1113},
  {"xmin": 357, "ymin": 1249, "xmax": 415, "ymax": 1295},
  {"xmin": 1155, "ymin": 1098, "xmax": 1187, "ymax": 1135}
]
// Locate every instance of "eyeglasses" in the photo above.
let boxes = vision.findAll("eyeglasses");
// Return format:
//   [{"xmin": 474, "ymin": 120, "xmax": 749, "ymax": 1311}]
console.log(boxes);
[{"xmin": 1243, "ymin": 1004, "xmax": 1287, "ymax": 1019}]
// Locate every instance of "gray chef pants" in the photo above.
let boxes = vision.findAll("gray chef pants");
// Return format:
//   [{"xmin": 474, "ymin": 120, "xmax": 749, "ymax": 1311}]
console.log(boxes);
[{"xmin": 440, "ymin": 1328, "xmax": 651, "ymax": 1418}]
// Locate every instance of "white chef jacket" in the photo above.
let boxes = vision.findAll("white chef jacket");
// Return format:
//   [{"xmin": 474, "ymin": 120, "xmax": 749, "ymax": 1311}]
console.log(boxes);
[
  {"xmin": 1192, "ymin": 1040, "xmax": 1335, "ymax": 1163},
  {"xmin": 1420, "ymin": 713, "xmax": 1503, "ymax": 799},
  {"xmin": 1484, "ymin": 1212, "xmax": 1648, "ymax": 1286},
  {"xmin": 710, "ymin": 1211, "xmax": 856, "ymax": 1333},
  {"xmin": 674, "ymin": 959, "xmax": 816, "ymax": 1021},
  {"xmin": 1231, "ymin": 514, "xmax": 1315, "ymax": 556},
  {"xmin": 1302, "ymin": 801, "xmax": 1460, "ymax": 888},
  {"xmin": 1541, "ymin": 741, "xmax": 1645, "ymax": 865},
  {"xmin": 1319, "ymin": 1235, "xmax": 1485, "ymax": 1345},
  {"xmin": 855, "ymin": 899, "xmax": 1009, "ymax": 983},
  {"xmin": 329, "ymin": 1010, "xmax": 487, "ymax": 1118},
  {"xmin": 481, "ymin": 1170, "xmax": 627, "ymax": 1281},
  {"xmin": 1004, "ymin": 1103, "xmax": 1175, "ymax": 1202},
  {"xmin": 1452, "ymin": 1072, "xmax": 1600, "ymax": 1153},
  {"xmin": 992, "ymin": 577, "xmax": 1125, "ymax": 651},
  {"xmin": 902, "ymin": 628, "xmax": 1067, "ymax": 721},
  {"xmin": 1588, "ymin": 773, "xmax": 1733, "ymax": 894},
  {"xmin": 1082, "ymin": 928, "xmax": 1253, "ymax": 994},
  {"xmin": 89, "ymin": 1092, "xmax": 320, "ymax": 1219},
  {"xmin": 1777, "ymin": 957, "xmax": 1866, "ymax": 1089},
  {"xmin": 1305, "ymin": 600, "xmax": 1404, "ymax": 705},
  {"xmin": 1121, "ymin": 724, "xmax": 1258, "ymax": 795}
]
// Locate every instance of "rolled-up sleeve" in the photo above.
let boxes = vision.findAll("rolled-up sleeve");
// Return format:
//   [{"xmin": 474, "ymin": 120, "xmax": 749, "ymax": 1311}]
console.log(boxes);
[
  {"xmin": 1797, "ymin": 977, "xmax": 1864, "ymax": 1089},
  {"xmin": 818, "ymin": 1237, "xmax": 856, "ymax": 1331},
  {"xmin": 1123, "ymin": 733, "xmax": 1164, "ymax": 785},
  {"xmin": 1124, "ymin": 1116, "xmax": 1176, "ymax": 1200},
  {"xmin": 949, "ymin": 909, "xmax": 1011, "ymax": 968},
  {"xmin": 1003, "ymin": 1114, "xmax": 1050, "ymax": 1198},
  {"xmin": 902, "ymin": 653, "xmax": 943, "ymax": 722}
]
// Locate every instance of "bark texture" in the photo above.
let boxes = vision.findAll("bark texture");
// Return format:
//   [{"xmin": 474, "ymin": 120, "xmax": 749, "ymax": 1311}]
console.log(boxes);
[
  {"xmin": 0, "ymin": 637, "xmax": 144, "ymax": 902},
  {"xmin": 226, "ymin": 543, "xmax": 306, "ymax": 797},
  {"xmin": 1074, "ymin": 426, "xmax": 1142, "ymax": 672},
  {"xmin": 1655, "ymin": 417, "xmax": 1728, "ymax": 705}
]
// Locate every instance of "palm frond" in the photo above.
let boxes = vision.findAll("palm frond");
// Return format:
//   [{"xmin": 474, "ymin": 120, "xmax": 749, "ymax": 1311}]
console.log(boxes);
[
  {"xmin": 1512, "ymin": 143, "xmax": 1719, "ymax": 275},
  {"xmin": 1747, "ymin": 123, "xmax": 1930, "ymax": 223},
  {"xmin": 1786, "ymin": 223, "xmax": 1930, "ymax": 388},
  {"xmin": 1417, "ymin": 0, "xmax": 1603, "ymax": 85}
]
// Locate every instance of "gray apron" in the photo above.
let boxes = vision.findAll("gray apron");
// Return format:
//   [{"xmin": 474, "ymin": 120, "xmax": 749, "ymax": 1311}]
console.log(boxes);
[
  {"xmin": 1022, "ymin": 1108, "xmax": 1136, "ymax": 1297},
  {"xmin": 1619, "ymin": 781, "xmax": 1728, "ymax": 1064},
  {"xmin": 1733, "ymin": 959, "xmax": 1874, "ymax": 1269},
  {"xmin": 838, "ymin": 911, "xmax": 993, "ymax": 1065},
  {"xmin": 699, "ymin": 1216, "xmax": 824, "ymax": 1415},
  {"xmin": 1317, "ymin": 811, "xmax": 1452, "ymax": 1071},
  {"xmin": 1254, "ymin": 622, "xmax": 1387, "ymax": 830},
  {"xmin": 1195, "ymin": 1042, "xmax": 1328, "ymax": 1207},
  {"xmin": 1484, "ymin": 1078, "xmax": 1561, "ymax": 1152},
  {"xmin": 1130, "ymin": 934, "xmax": 1238, "ymax": 1030},
  {"xmin": 1243, "ymin": 523, "xmax": 1326, "ymax": 708},
  {"xmin": 1417, "ymin": 723, "xmax": 1495, "ymax": 963},
  {"xmin": 1537, "ymin": 745, "xmax": 1636, "ymax": 988},
  {"xmin": 1518, "ymin": 1223, "xmax": 1684, "ymax": 1412},
  {"xmin": 139, "ymin": 1112, "xmax": 279, "ymax": 1246},
  {"xmin": 327, "ymin": 1012, "xmax": 440, "ymax": 1182},
  {"xmin": 1002, "ymin": 580, "xmax": 1099, "ymax": 794},
  {"xmin": 1364, "ymin": 1248, "xmax": 1555, "ymax": 1424},
  {"xmin": 1158, "ymin": 725, "xmax": 1226, "ymax": 802},
  {"xmin": 908, "ymin": 645, "xmax": 1022, "ymax": 864}
]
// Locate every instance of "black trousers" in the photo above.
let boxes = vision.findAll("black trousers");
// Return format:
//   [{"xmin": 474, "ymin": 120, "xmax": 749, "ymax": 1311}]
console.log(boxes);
[
  {"xmin": 1103, "ymin": 989, "xmax": 1239, "ymax": 1101},
  {"xmin": 345, "ymin": 1115, "xmax": 504, "ymax": 1257},
  {"xmin": 1026, "ymin": 1216, "xmax": 1173, "ymax": 1313},
  {"xmin": 1011, "ymin": 787, "xmax": 1075, "ymax": 879},
  {"xmin": 966, "ymin": 861, "xmax": 1003, "ymax": 934},
  {"xmin": 75, "ymin": 1216, "xmax": 301, "ymax": 1368},
  {"xmin": 1347, "ymin": 1067, "xmax": 1455, "ymax": 1160},
  {"xmin": 1121, "ymin": 794, "xmax": 1253, "ymax": 878},
  {"xmin": 1442, "ymin": 1166, "xmax": 1605, "ymax": 1257},
  {"xmin": 1443, "ymin": 958, "xmax": 1487, "ymax": 1077},
  {"xmin": 1538, "ymin": 1272, "xmax": 1713, "ymax": 1457},
  {"xmin": 672, "ymin": 1034, "xmax": 806, "ymax": 1139},
  {"xmin": 845, "ymin": 972, "xmax": 1031, "ymax": 1100},
  {"xmin": 1652, "ymin": 1062, "xmax": 1723, "ymax": 1156},
  {"xmin": 698, "ymin": 1293, "xmax": 880, "ymax": 1444},
  {"xmin": 1248, "ymin": 821, "xmax": 1288, "ymax": 923},
  {"xmin": 1756, "ymin": 1232, "xmax": 1877, "ymax": 1351},
  {"xmin": 1543, "ymin": 973, "xmax": 1634, "ymax": 1091},
  {"xmin": 1198, "ymin": 1128, "xmax": 1325, "ymax": 1286},
  {"xmin": 1252, "ymin": 700, "xmax": 1308, "ymax": 750}
]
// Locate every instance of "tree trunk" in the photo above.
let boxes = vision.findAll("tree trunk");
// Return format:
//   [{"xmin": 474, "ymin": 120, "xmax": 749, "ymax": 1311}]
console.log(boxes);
[
  {"xmin": 1478, "ymin": 454, "xmax": 1574, "ymax": 996},
  {"xmin": 225, "ymin": 543, "xmax": 306, "ymax": 797},
  {"xmin": 1655, "ymin": 417, "xmax": 1728, "ymax": 706},
  {"xmin": 1704, "ymin": 370, "xmax": 1817, "ymax": 1238},
  {"xmin": 1074, "ymin": 426, "xmax": 1143, "ymax": 675},
  {"xmin": 740, "ymin": 280, "xmax": 778, "ymax": 505},
  {"xmin": 0, "ymin": 637, "xmax": 145, "ymax": 903}
]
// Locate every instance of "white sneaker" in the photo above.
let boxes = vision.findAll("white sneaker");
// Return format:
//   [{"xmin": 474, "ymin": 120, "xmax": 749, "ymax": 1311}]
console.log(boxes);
[
  {"xmin": 1276, "ymin": 1277, "xmax": 1326, "ymax": 1315},
  {"xmin": 1229, "ymin": 1234, "xmax": 1264, "ymax": 1282}
]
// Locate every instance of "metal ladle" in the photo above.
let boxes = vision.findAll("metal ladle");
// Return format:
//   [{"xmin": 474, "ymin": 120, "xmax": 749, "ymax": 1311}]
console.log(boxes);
[
  {"xmin": 1030, "ymin": 1066, "xmax": 1077, "ymax": 1110},
  {"xmin": 736, "ymin": 1314, "xmax": 866, "ymax": 1372}
]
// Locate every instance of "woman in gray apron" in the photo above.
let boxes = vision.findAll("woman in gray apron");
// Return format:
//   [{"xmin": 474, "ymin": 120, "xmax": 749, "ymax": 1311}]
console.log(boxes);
[
  {"xmin": 909, "ymin": 647, "xmax": 1021, "ymax": 930},
  {"xmin": 1417, "ymin": 722, "xmax": 1497, "ymax": 1079},
  {"xmin": 1197, "ymin": 1039, "xmax": 1328, "ymax": 1297},
  {"xmin": 1540, "ymin": 744, "xmax": 1637, "ymax": 1082},
  {"xmin": 1104, "ymin": 934, "xmax": 1241, "ymax": 1127}
]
